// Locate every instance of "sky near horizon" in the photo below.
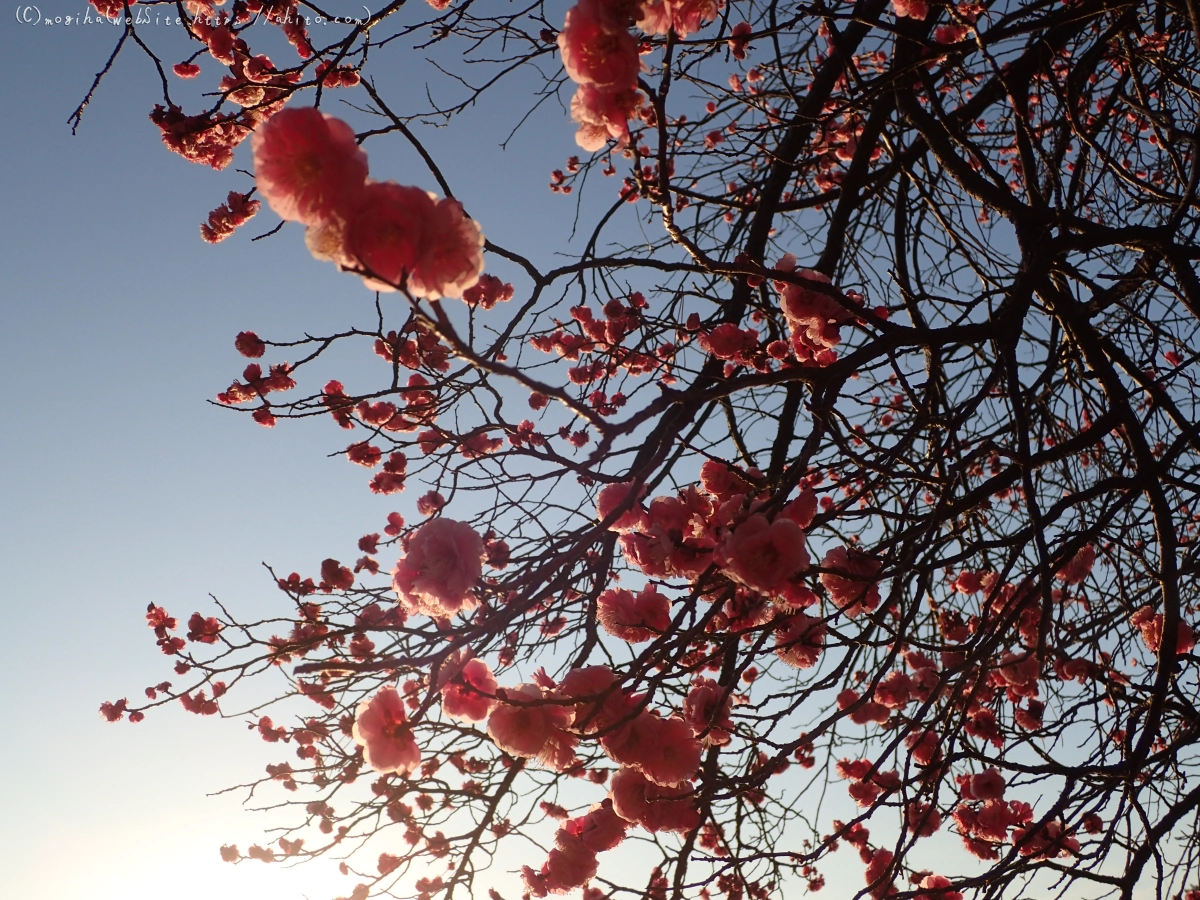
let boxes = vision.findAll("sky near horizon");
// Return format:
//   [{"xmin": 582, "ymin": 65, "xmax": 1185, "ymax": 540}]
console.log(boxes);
[{"xmin": 0, "ymin": 5, "xmax": 1167, "ymax": 900}]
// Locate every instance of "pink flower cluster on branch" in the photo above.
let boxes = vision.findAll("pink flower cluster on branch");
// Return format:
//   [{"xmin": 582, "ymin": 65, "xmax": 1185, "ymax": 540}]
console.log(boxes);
[{"xmin": 252, "ymin": 107, "xmax": 485, "ymax": 299}]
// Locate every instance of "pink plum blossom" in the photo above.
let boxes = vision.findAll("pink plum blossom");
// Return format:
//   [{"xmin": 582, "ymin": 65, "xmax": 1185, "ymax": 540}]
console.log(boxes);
[
  {"xmin": 820, "ymin": 546, "xmax": 882, "ymax": 617},
  {"xmin": 439, "ymin": 652, "xmax": 498, "ymax": 722},
  {"xmin": 600, "ymin": 710, "xmax": 701, "ymax": 786},
  {"xmin": 1055, "ymin": 544, "xmax": 1096, "ymax": 585},
  {"xmin": 1130, "ymin": 605, "xmax": 1197, "ymax": 655},
  {"xmin": 570, "ymin": 84, "xmax": 640, "ymax": 151},
  {"xmin": 699, "ymin": 459, "xmax": 752, "ymax": 499},
  {"xmin": 596, "ymin": 481, "xmax": 649, "ymax": 533},
  {"xmin": 781, "ymin": 487, "xmax": 818, "ymax": 529},
  {"xmin": 636, "ymin": 715, "xmax": 703, "ymax": 786},
  {"xmin": 774, "ymin": 257, "xmax": 851, "ymax": 362},
  {"xmin": 864, "ymin": 847, "xmax": 895, "ymax": 897},
  {"xmin": 619, "ymin": 531, "xmax": 672, "ymax": 577},
  {"xmin": 352, "ymin": 686, "xmax": 421, "ymax": 775},
  {"xmin": 969, "ymin": 768, "xmax": 1007, "ymax": 801},
  {"xmin": 915, "ymin": 876, "xmax": 963, "ymax": 900},
  {"xmin": 345, "ymin": 181, "xmax": 438, "ymax": 291},
  {"xmin": 487, "ymin": 683, "xmax": 577, "ymax": 769},
  {"xmin": 600, "ymin": 710, "xmax": 661, "ymax": 768},
  {"xmin": 683, "ymin": 677, "xmax": 734, "ymax": 745},
  {"xmin": 609, "ymin": 767, "xmax": 699, "ymax": 833},
  {"xmin": 342, "ymin": 184, "xmax": 485, "ymax": 298},
  {"xmin": 774, "ymin": 612, "xmax": 826, "ymax": 669},
  {"xmin": 251, "ymin": 107, "xmax": 369, "ymax": 225},
  {"xmin": 392, "ymin": 518, "xmax": 484, "ymax": 616},
  {"xmin": 558, "ymin": 5, "xmax": 640, "ymax": 87},
  {"xmin": 597, "ymin": 585, "xmax": 671, "ymax": 642},
  {"xmin": 546, "ymin": 832, "xmax": 599, "ymax": 891},
  {"xmin": 564, "ymin": 800, "xmax": 627, "ymax": 852},
  {"xmin": 406, "ymin": 196, "xmax": 486, "ymax": 300},
  {"xmin": 636, "ymin": 0, "xmax": 718, "ymax": 37},
  {"xmin": 560, "ymin": 665, "xmax": 637, "ymax": 735},
  {"xmin": 892, "ymin": 0, "xmax": 929, "ymax": 19},
  {"xmin": 717, "ymin": 513, "xmax": 809, "ymax": 594}
]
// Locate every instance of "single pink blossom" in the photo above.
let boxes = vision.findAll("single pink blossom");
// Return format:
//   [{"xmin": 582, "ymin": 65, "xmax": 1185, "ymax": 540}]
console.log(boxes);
[
  {"xmin": 251, "ymin": 107, "xmax": 369, "ymax": 225},
  {"xmin": 905, "ymin": 729, "xmax": 941, "ymax": 766},
  {"xmin": 951, "ymin": 569, "xmax": 985, "ymax": 593},
  {"xmin": 781, "ymin": 487, "xmax": 818, "ymax": 529},
  {"xmin": 864, "ymin": 848, "xmax": 895, "ymax": 897},
  {"xmin": 564, "ymin": 799, "xmax": 627, "ymax": 852},
  {"xmin": 915, "ymin": 875, "xmax": 963, "ymax": 900},
  {"xmin": 619, "ymin": 531, "xmax": 672, "ymax": 577},
  {"xmin": 547, "ymin": 832, "xmax": 599, "ymax": 890},
  {"xmin": 597, "ymin": 585, "xmax": 671, "ymax": 642},
  {"xmin": 392, "ymin": 518, "xmax": 484, "ymax": 616},
  {"xmin": 571, "ymin": 84, "xmax": 640, "ymax": 151},
  {"xmin": 352, "ymin": 686, "xmax": 421, "ymax": 775},
  {"xmin": 560, "ymin": 665, "xmax": 636, "ymax": 735},
  {"xmin": 774, "ymin": 612, "xmax": 826, "ymax": 669},
  {"xmin": 699, "ymin": 459, "xmax": 752, "ymax": 499},
  {"xmin": 636, "ymin": 715, "xmax": 703, "ymax": 786},
  {"xmin": 600, "ymin": 710, "xmax": 661, "ymax": 768},
  {"xmin": 970, "ymin": 768, "xmax": 1007, "ymax": 801},
  {"xmin": 558, "ymin": 4, "xmax": 640, "ymax": 87},
  {"xmin": 636, "ymin": 0, "xmax": 717, "ymax": 37},
  {"xmin": 407, "ymin": 196, "xmax": 486, "ymax": 301},
  {"xmin": 892, "ymin": 0, "xmax": 929, "ymax": 19},
  {"xmin": 666, "ymin": 0, "xmax": 718, "ymax": 37},
  {"xmin": 439, "ymin": 652, "xmax": 498, "ymax": 722},
  {"xmin": 717, "ymin": 513, "xmax": 809, "ymax": 594},
  {"xmin": 683, "ymin": 677, "xmax": 734, "ymax": 746},
  {"xmin": 596, "ymin": 481, "xmax": 649, "ymax": 533},
  {"xmin": 1055, "ymin": 544, "xmax": 1096, "ymax": 585},
  {"xmin": 345, "ymin": 181, "xmax": 437, "ymax": 291}
]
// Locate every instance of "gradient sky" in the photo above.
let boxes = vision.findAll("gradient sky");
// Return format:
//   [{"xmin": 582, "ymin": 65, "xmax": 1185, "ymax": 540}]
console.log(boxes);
[
  {"xmin": 0, "ymin": 5, "xmax": 1166, "ymax": 899},
  {"xmin": 0, "ymin": 6, "xmax": 579, "ymax": 898}
]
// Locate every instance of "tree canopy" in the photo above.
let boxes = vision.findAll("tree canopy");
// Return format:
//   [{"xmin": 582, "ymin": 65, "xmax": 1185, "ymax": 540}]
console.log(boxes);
[{"xmin": 91, "ymin": 0, "xmax": 1200, "ymax": 898}]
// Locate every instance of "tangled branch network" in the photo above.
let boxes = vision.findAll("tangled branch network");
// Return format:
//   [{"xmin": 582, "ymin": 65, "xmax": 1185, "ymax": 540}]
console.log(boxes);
[{"xmin": 85, "ymin": 0, "xmax": 1200, "ymax": 898}]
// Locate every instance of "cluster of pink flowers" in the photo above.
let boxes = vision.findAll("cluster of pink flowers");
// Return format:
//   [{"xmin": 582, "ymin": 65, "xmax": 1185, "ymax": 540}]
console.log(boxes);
[
  {"xmin": 558, "ymin": 0, "xmax": 644, "ymax": 151},
  {"xmin": 252, "ymin": 107, "xmax": 485, "ymax": 298},
  {"xmin": 557, "ymin": 0, "xmax": 716, "ymax": 151},
  {"xmin": 200, "ymin": 190, "xmax": 260, "ymax": 243},
  {"xmin": 597, "ymin": 461, "xmax": 817, "ymax": 594},
  {"xmin": 951, "ymin": 768, "xmax": 1078, "ymax": 859},
  {"xmin": 597, "ymin": 585, "xmax": 671, "ymax": 641},
  {"xmin": 391, "ymin": 518, "xmax": 485, "ymax": 617},
  {"xmin": 476, "ymin": 665, "xmax": 702, "ymax": 807},
  {"xmin": 352, "ymin": 686, "xmax": 421, "ymax": 775},
  {"xmin": 151, "ymin": 104, "xmax": 258, "ymax": 171},
  {"xmin": 773, "ymin": 254, "xmax": 853, "ymax": 366},
  {"xmin": 1131, "ymin": 605, "xmax": 1197, "ymax": 656},
  {"xmin": 522, "ymin": 801, "xmax": 627, "ymax": 896},
  {"xmin": 356, "ymin": 660, "xmax": 708, "ymax": 894}
]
